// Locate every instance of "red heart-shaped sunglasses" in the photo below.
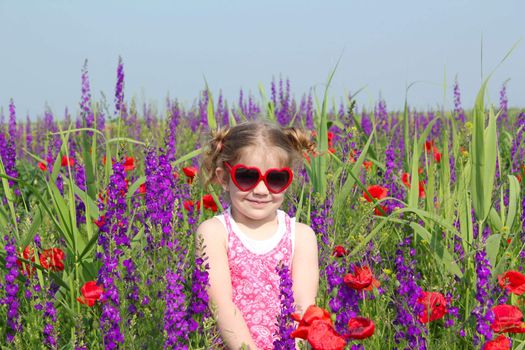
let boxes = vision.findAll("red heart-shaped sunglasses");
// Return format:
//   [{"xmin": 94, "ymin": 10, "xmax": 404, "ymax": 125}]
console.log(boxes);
[{"xmin": 224, "ymin": 162, "xmax": 293, "ymax": 194}]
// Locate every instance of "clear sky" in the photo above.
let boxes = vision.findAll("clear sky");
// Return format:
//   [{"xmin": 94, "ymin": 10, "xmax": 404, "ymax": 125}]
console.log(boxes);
[{"xmin": 1, "ymin": 1, "xmax": 524, "ymax": 119}]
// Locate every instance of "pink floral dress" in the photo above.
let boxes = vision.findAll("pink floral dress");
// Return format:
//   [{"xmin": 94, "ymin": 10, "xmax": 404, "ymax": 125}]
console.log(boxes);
[{"xmin": 222, "ymin": 210, "xmax": 293, "ymax": 350}]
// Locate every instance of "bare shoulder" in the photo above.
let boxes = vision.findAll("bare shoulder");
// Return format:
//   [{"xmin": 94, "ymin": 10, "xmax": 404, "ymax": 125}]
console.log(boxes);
[
  {"xmin": 294, "ymin": 221, "xmax": 317, "ymax": 247},
  {"xmin": 196, "ymin": 217, "xmax": 228, "ymax": 250}
]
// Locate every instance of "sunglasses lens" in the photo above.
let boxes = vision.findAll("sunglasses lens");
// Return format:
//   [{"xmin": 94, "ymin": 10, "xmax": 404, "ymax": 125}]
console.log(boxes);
[
  {"xmin": 234, "ymin": 168, "xmax": 260, "ymax": 190},
  {"xmin": 267, "ymin": 170, "xmax": 291, "ymax": 192}
]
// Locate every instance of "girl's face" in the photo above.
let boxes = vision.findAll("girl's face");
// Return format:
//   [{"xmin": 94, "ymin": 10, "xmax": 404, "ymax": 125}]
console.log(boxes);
[{"xmin": 216, "ymin": 145, "xmax": 290, "ymax": 224}]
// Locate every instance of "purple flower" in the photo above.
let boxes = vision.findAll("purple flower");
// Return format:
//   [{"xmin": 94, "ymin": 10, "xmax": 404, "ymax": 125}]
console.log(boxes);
[
  {"xmin": 114, "ymin": 56, "xmax": 125, "ymax": 116},
  {"xmin": 26, "ymin": 114, "xmax": 33, "ymax": 156},
  {"xmin": 3, "ymin": 235, "xmax": 22, "ymax": 342},
  {"xmin": 273, "ymin": 262, "xmax": 295, "ymax": 350},
  {"xmin": 472, "ymin": 244, "xmax": 494, "ymax": 345},
  {"xmin": 144, "ymin": 148, "xmax": 177, "ymax": 247},
  {"xmin": 393, "ymin": 235, "xmax": 426, "ymax": 349},
  {"xmin": 97, "ymin": 160, "xmax": 131, "ymax": 349},
  {"xmin": 80, "ymin": 59, "xmax": 94, "ymax": 133},
  {"xmin": 166, "ymin": 100, "xmax": 181, "ymax": 162},
  {"xmin": 453, "ymin": 79, "xmax": 466, "ymax": 124},
  {"xmin": 163, "ymin": 267, "xmax": 189, "ymax": 349}
]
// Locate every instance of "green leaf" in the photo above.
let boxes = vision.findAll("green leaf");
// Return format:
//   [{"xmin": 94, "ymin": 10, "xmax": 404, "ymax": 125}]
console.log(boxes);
[
  {"xmin": 505, "ymin": 175, "xmax": 520, "ymax": 229},
  {"xmin": 485, "ymin": 233, "xmax": 501, "ymax": 270},
  {"xmin": 173, "ymin": 148, "xmax": 203, "ymax": 167},
  {"xmin": 410, "ymin": 222, "xmax": 463, "ymax": 277}
]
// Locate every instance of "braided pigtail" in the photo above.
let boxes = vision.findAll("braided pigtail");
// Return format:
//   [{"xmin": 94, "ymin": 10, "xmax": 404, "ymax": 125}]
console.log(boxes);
[
  {"xmin": 283, "ymin": 127, "xmax": 317, "ymax": 166},
  {"xmin": 201, "ymin": 126, "xmax": 230, "ymax": 188}
]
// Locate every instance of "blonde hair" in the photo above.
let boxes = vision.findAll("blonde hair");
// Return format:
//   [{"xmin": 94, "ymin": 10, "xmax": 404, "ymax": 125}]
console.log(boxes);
[{"xmin": 201, "ymin": 120, "xmax": 316, "ymax": 188}]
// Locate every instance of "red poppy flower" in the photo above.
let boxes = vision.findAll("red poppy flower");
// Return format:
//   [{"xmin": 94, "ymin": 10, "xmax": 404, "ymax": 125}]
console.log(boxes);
[
  {"xmin": 328, "ymin": 147, "xmax": 336, "ymax": 154},
  {"xmin": 123, "ymin": 157, "xmax": 135, "ymax": 171},
  {"xmin": 202, "ymin": 194, "xmax": 218, "ymax": 212},
  {"xmin": 17, "ymin": 246, "xmax": 36, "ymax": 276},
  {"xmin": 347, "ymin": 317, "xmax": 375, "ymax": 340},
  {"xmin": 418, "ymin": 181, "xmax": 426, "ymax": 198},
  {"xmin": 291, "ymin": 305, "xmax": 334, "ymax": 340},
  {"xmin": 483, "ymin": 334, "xmax": 511, "ymax": 350},
  {"xmin": 402, "ymin": 173, "xmax": 410, "ymax": 187},
  {"xmin": 39, "ymin": 248, "xmax": 65, "ymax": 272},
  {"xmin": 77, "ymin": 281, "xmax": 104, "ymax": 307},
  {"xmin": 417, "ymin": 291, "xmax": 447, "ymax": 323},
  {"xmin": 491, "ymin": 304, "xmax": 525, "ymax": 333},
  {"xmin": 432, "ymin": 146, "xmax": 442, "ymax": 163},
  {"xmin": 61, "ymin": 156, "xmax": 75, "ymax": 167},
  {"xmin": 138, "ymin": 183, "xmax": 146, "ymax": 195},
  {"xmin": 307, "ymin": 319, "xmax": 346, "ymax": 350},
  {"xmin": 183, "ymin": 166, "xmax": 198, "ymax": 184},
  {"xmin": 94, "ymin": 215, "xmax": 105, "ymax": 228},
  {"xmin": 332, "ymin": 245, "xmax": 348, "ymax": 258},
  {"xmin": 184, "ymin": 200, "xmax": 196, "ymax": 211},
  {"xmin": 344, "ymin": 265, "xmax": 380, "ymax": 291},
  {"xmin": 38, "ymin": 162, "xmax": 47, "ymax": 171},
  {"xmin": 363, "ymin": 161, "xmax": 373, "ymax": 170},
  {"xmin": 173, "ymin": 172, "xmax": 179, "ymax": 181},
  {"xmin": 424, "ymin": 140, "xmax": 434, "ymax": 152},
  {"xmin": 498, "ymin": 270, "xmax": 525, "ymax": 295},
  {"xmin": 363, "ymin": 185, "xmax": 388, "ymax": 202}
]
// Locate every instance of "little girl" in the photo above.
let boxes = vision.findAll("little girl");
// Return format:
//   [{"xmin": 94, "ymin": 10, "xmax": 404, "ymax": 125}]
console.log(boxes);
[{"xmin": 196, "ymin": 120, "xmax": 319, "ymax": 350}]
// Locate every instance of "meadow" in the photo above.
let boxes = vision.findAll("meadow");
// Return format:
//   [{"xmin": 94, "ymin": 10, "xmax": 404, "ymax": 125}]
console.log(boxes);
[{"xmin": 0, "ymin": 58, "xmax": 524, "ymax": 350}]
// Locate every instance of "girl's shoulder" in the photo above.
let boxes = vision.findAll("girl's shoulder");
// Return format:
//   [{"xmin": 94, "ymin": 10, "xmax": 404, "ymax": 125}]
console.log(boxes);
[
  {"xmin": 196, "ymin": 216, "xmax": 228, "ymax": 248},
  {"xmin": 292, "ymin": 220, "xmax": 315, "ymax": 235}
]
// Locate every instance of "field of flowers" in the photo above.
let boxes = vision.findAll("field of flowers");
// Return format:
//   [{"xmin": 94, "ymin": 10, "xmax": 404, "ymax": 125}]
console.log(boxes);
[{"xmin": 1, "ymin": 57, "xmax": 525, "ymax": 350}]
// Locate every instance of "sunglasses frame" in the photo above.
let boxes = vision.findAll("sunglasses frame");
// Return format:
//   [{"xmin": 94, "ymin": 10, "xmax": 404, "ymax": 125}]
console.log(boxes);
[{"xmin": 223, "ymin": 162, "xmax": 293, "ymax": 194}]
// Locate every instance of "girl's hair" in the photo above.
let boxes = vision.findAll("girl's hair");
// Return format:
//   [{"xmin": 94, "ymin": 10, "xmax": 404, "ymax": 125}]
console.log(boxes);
[{"xmin": 201, "ymin": 120, "xmax": 316, "ymax": 188}]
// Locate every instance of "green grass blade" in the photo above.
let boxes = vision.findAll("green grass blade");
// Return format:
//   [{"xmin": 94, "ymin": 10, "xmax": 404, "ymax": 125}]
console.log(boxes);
[{"xmin": 505, "ymin": 175, "xmax": 520, "ymax": 229}]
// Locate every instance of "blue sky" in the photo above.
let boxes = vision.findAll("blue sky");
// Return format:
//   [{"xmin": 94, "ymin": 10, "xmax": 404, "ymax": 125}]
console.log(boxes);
[{"xmin": 1, "ymin": 1, "xmax": 524, "ymax": 118}]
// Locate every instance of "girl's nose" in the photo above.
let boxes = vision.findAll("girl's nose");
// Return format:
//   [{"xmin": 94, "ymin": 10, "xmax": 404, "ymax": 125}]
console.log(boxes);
[{"xmin": 252, "ymin": 179, "xmax": 270, "ymax": 195}]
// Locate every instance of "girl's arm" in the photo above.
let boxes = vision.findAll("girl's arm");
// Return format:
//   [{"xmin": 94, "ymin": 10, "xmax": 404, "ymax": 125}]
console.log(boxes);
[
  {"xmin": 291, "ymin": 223, "xmax": 319, "ymax": 315},
  {"xmin": 196, "ymin": 219, "xmax": 259, "ymax": 350}
]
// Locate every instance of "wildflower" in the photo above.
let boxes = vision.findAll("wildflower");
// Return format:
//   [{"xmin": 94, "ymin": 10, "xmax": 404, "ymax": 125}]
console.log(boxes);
[
  {"xmin": 39, "ymin": 248, "xmax": 65, "ymax": 272},
  {"xmin": 94, "ymin": 215, "xmax": 105, "ymax": 228},
  {"xmin": 61, "ymin": 155, "xmax": 75, "ymax": 167},
  {"xmin": 346, "ymin": 317, "xmax": 375, "ymax": 340},
  {"xmin": 432, "ymin": 146, "xmax": 442, "ymax": 163},
  {"xmin": 4, "ymin": 235, "xmax": 22, "ymax": 342},
  {"xmin": 363, "ymin": 185, "xmax": 388, "ymax": 215},
  {"xmin": 182, "ymin": 166, "xmax": 198, "ymax": 184},
  {"xmin": 343, "ymin": 265, "xmax": 379, "ymax": 291},
  {"xmin": 332, "ymin": 245, "xmax": 348, "ymax": 258},
  {"xmin": 138, "ymin": 183, "xmax": 146, "ymax": 195},
  {"xmin": 363, "ymin": 160, "xmax": 373, "ymax": 170},
  {"xmin": 363, "ymin": 185, "xmax": 387, "ymax": 202},
  {"xmin": 491, "ymin": 304, "xmax": 525, "ymax": 333},
  {"xmin": 291, "ymin": 305, "xmax": 346, "ymax": 350},
  {"xmin": 417, "ymin": 291, "xmax": 447, "ymax": 323},
  {"xmin": 16, "ymin": 246, "xmax": 36, "ymax": 277},
  {"xmin": 77, "ymin": 281, "xmax": 104, "ymax": 307},
  {"xmin": 38, "ymin": 162, "xmax": 47, "ymax": 171},
  {"xmin": 184, "ymin": 200, "xmax": 196, "ymax": 211},
  {"xmin": 307, "ymin": 320, "xmax": 346, "ymax": 350},
  {"xmin": 291, "ymin": 305, "xmax": 333, "ymax": 339},
  {"xmin": 273, "ymin": 263, "xmax": 295, "ymax": 350},
  {"xmin": 202, "ymin": 194, "xmax": 218, "ymax": 212},
  {"xmin": 401, "ymin": 173, "xmax": 426, "ymax": 198},
  {"xmin": 498, "ymin": 270, "xmax": 525, "ymax": 295},
  {"xmin": 424, "ymin": 140, "xmax": 434, "ymax": 152},
  {"xmin": 483, "ymin": 334, "xmax": 511, "ymax": 350},
  {"xmin": 123, "ymin": 157, "xmax": 135, "ymax": 171}
]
